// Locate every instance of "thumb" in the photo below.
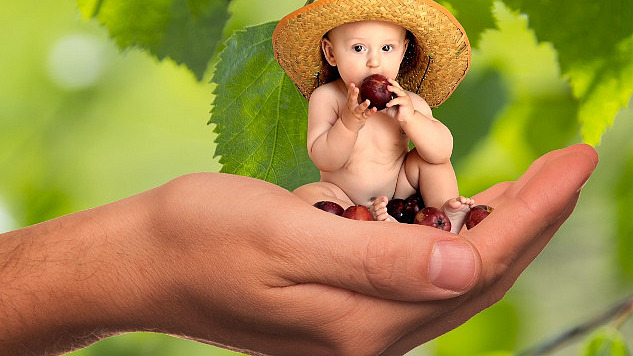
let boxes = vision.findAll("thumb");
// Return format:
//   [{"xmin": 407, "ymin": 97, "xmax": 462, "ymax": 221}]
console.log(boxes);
[{"xmin": 278, "ymin": 212, "xmax": 481, "ymax": 301}]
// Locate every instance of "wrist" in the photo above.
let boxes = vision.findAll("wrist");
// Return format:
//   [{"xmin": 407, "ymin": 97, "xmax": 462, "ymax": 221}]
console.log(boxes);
[
  {"xmin": 0, "ymin": 192, "xmax": 165, "ymax": 354},
  {"xmin": 397, "ymin": 108, "xmax": 417, "ymax": 125}
]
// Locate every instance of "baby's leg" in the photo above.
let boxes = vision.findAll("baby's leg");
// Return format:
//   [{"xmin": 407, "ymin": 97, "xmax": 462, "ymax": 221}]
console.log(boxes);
[
  {"xmin": 442, "ymin": 196, "xmax": 475, "ymax": 233},
  {"xmin": 401, "ymin": 148, "xmax": 458, "ymax": 207},
  {"xmin": 371, "ymin": 163, "xmax": 418, "ymax": 222},
  {"xmin": 402, "ymin": 149, "xmax": 473, "ymax": 233},
  {"xmin": 293, "ymin": 181, "xmax": 355, "ymax": 210}
]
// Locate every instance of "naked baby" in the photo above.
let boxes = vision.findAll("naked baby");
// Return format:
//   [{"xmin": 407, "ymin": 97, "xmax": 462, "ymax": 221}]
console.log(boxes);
[{"xmin": 273, "ymin": 0, "xmax": 474, "ymax": 233}]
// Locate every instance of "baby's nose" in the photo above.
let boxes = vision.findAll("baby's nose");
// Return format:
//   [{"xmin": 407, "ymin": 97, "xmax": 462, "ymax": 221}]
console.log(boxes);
[{"xmin": 366, "ymin": 52, "xmax": 380, "ymax": 67}]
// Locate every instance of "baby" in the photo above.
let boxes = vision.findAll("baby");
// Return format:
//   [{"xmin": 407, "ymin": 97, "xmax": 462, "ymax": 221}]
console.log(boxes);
[{"xmin": 273, "ymin": 1, "xmax": 474, "ymax": 232}]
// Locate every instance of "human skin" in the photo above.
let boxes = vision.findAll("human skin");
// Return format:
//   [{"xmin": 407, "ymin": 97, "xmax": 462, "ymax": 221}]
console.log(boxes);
[
  {"xmin": 293, "ymin": 20, "xmax": 469, "ymax": 229},
  {"xmin": 0, "ymin": 144, "xmax": 598, "ymax": 356}
]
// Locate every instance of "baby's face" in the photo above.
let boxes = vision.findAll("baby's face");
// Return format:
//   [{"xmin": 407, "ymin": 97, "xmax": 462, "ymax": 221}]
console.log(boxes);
[{"xmin": 322, "ymin": 20, "xmax": 409, "ymax": 87}]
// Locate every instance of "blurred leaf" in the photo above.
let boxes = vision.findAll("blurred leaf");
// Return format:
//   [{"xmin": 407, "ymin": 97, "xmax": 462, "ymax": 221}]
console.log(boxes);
[
  {"xmin": 76, "ymin": 0, "xmax": 231, "ymax": 80},
  {"xmin": 454, "ymin": 3, "xmax": 580, "ymax": 196},
  {"xmin": 435, "ymin": 299, "xmax": 519, "ymax": 356},
  {"xmin": 443, "ymin": 0, "xmax": 497, "ymax": 49},
  {"xmin": 0, "ymin": 0, "xmax": 218, "ymax": 228},
  {"xmin": 501, "ymin": 1, "xmax": 633, "ymax": 69},
  {"xmin": 582, "ymin": 327, "xmax": 631, "ymax": 356},
  {"xmin": 435, "ymin": 67, "xmax": 508, "ymax": 162},
  {"xmin": 502, "ymin": 0, "xmax": 633, "ymax": 145},
  {"xmin": 209, "ymin": 22, "xmax": 318, "ymax": 191},
  {"xmin": 522, "ymin": 93, "xmax": 578, "ymax": 156},
  {"xmin": 616, "ymin": 155, "xmax": 633, "ymax": 280}
]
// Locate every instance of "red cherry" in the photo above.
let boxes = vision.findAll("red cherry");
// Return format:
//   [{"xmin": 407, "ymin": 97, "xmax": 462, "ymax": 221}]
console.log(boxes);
[
  {"xmin": 359, "ymin": 74, "xmax": 393, "ymax": 111},
  {"xmin": 386, "ymin": 199, "xmax": 412, "ymax": 223},
  {"xmin": 413, "ymin": 207, "xmax": 451, "ymax": 231},
  {"xmin": 313, "ymin": 201, "xmax": 344, "ymax": 216},
  {"xmin": 465, "ymin": 205, "xmax": 494, "ymax": 229},
  {"xmin": 341, "ymin": 205, "xmax": 374, "ymax": 221}
]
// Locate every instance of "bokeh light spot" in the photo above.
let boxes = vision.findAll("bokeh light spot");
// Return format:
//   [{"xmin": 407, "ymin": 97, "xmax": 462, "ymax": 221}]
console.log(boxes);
[{"xmin": 47, "ymin": 33, "xmax": 108, "ymax": 90}]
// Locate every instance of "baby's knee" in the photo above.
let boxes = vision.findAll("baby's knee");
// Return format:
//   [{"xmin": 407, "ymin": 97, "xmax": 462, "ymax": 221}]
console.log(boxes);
[{"xmin": 405, "ymin": 148, "xmax": 450, "ymax": 166}]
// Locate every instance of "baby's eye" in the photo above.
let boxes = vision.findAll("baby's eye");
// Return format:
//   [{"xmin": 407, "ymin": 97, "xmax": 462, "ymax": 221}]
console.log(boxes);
[
  {"xmin": 353, "ymin": 45, "xmax": 365, "ymax": 52},
  {"xmin": 382, "ymin": 45, "xmax": 394, "ymax": 52}
]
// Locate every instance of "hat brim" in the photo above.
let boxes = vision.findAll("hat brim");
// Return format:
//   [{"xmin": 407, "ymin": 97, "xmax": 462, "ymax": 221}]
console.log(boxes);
[{"xmin": 272, "ymin": 0, "xmax": 470, "ymax": 108}]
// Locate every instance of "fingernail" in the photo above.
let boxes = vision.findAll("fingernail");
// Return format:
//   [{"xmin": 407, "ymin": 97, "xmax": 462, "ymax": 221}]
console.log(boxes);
[{"xmin": 430, "ymin": 241, "xmax": 477, "ymax": 292}]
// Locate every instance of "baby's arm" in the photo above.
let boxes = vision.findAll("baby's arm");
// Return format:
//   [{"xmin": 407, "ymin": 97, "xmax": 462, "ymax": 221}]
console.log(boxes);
[
  {"xmin": 306, "ymin": 82, "xmax": 376, "ymax": 172},
  {"xmin": 387, "ymin": 80, "xmax": 453, "ymax": 164}
]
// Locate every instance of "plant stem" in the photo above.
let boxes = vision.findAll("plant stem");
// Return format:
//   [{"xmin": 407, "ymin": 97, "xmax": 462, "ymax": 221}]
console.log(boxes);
[
  {"xmin": 304, "ymin": 0, "xmax": 315, "ymax": 5},
  {"xmin": 515, "ymin": 294, "xmax": 633, "ymax": 356},
  {"xmin": 612, "ymin": 296, "xmax": 633, "ymax": 329}
]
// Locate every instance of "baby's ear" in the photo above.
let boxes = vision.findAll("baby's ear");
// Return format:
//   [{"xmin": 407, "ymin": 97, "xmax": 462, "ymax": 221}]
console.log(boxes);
[{"xmin": 321, "ymin": 38, "xmax": 337, "ymax": 67}]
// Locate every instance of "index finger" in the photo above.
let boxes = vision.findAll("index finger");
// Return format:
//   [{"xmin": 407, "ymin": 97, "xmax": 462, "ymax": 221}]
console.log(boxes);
[{"xmin": 347, "ymin": 83, "xmax": 360, "ymax": 106}]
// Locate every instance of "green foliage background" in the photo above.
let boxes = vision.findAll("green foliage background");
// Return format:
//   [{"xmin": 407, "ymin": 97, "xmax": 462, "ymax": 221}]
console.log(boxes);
[{"xmin": 0, "ymin": 0, "xmax": 632, "ymax": 355}]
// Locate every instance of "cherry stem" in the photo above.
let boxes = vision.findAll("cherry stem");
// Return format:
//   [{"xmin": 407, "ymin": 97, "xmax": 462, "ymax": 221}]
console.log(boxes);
[{"xmin": 515, "ymin": 294, "xmax": 633, "ymax": 356}]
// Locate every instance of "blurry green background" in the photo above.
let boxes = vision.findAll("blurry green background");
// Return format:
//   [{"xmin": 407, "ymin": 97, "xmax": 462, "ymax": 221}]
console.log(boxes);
[{"xmin": 1, "ymin": 0, "xmax": 632, "ymax": 355}]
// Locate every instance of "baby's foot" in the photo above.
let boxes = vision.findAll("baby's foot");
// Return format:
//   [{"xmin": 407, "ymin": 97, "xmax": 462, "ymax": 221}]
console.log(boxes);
[
  {"xmin": 370, "ymin": 196, "xmax": 396, "ymax": 222},
  {"xmin": 442, "ymin": 196, "xmax": 476, "ymax": 233}
]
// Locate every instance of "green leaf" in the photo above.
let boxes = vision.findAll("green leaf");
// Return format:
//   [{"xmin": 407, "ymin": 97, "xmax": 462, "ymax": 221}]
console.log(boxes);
[
  {"xmin": 76, "ymin": 0, "xmax": 231, "ymax": 80},
  {"xmin": 582, "ymin": 327, "xmax": 631, "ymax": 356},
  {"xmin": 442, "ymin": 0, "xmax": 497, "ymax": 49},
  {"xmin": 502, "ymin": 0, "xmax": 633, "ymax": 145},
  {"xmin": 451, "ymin": 3, "xmax": 580, "ymax": 196},
  {"xmin": 434, "ymin": 67, "xmax": 508, "ymax": 162},
  {"xmin": 210, "ymin": 22, "xmax": 318, "ymax": 191}
]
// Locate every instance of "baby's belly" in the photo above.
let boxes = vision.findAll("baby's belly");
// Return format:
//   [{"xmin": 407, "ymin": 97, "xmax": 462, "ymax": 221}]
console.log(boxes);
[{"xmin": 321, "ymin": 162, "xmax": 402, "ymax": 206}]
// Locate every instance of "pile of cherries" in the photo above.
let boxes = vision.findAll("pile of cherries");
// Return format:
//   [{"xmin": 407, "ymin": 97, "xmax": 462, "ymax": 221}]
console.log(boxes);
[{"xmin": 313, "ymin": 193, "xmax": 493, "ymax": 231}]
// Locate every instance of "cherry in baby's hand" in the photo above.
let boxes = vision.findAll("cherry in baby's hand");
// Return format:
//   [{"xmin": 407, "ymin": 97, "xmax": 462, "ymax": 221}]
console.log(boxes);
[{"xmin": 360, "ymin": 74, "xmax": 393, "ymax": 111}]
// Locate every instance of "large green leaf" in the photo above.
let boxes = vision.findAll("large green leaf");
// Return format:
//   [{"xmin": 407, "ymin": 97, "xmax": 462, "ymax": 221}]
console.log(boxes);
[
  {"xmin": 502, "ymin": 0, "xmax": 633, "ymax": 145},
  {"xmin": 76, "ymin": 0, "xmax": 231, "ymax": 80},
  {"xmin": 210, "ymin": 22, "xmax": 318, "ymax": 191}
]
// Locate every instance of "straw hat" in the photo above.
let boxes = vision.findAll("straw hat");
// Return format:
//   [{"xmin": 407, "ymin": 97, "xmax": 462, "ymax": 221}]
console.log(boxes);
[{"xmin": 272, "ymin": 0, "xmax": 470, "ymax": 108}]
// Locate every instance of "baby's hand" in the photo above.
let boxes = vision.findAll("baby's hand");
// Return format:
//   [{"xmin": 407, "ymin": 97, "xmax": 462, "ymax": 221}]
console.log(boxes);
[
  {"xmin": 386, "ymin": 78, "xmax": 415, "ymax": 123},
  {"xmin": 341, "ymin": 82, "xmax": 377, "ymax": 132}
]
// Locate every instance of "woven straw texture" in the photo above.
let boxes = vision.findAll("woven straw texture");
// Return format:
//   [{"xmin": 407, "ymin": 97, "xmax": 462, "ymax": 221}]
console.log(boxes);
[{"xmin": 272, "ymin": 0, "xmax": 470, "ymax": 108}]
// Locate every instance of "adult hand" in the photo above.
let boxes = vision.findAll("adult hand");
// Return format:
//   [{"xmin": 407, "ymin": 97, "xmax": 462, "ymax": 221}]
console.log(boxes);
[{"xmin": 0, "ymin": 144, "xmax": 598, "ymax": 356}]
